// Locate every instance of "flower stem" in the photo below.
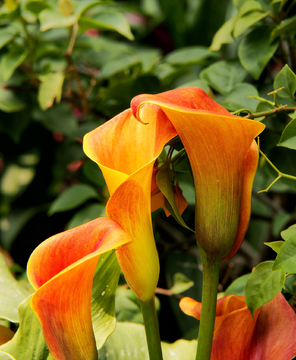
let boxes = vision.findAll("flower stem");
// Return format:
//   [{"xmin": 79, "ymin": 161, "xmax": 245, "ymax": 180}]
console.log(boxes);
[
  {"xmin": 140, "ymin": 296, "xmax": 163, "ymax": 360},
  {"xmin": 195, "ymin": 251, "xmax": 220, "ymax": 360}
]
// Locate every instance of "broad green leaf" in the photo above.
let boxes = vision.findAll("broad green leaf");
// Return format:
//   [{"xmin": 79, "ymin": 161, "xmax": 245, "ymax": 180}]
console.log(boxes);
[
  {"xmin": 224, "ymin": 273, "xmax": 250, "ymax": 296},
  {"xmin": 273, "ymin": 233, "xmax": 296, "ymax": 273},
  {"xmin": 170, "ymin": 273, "xmax": 194, "ymax": 294},
  {"xmin": 238, "ymin": 26, "xmax": 279, "ymax": 80},
  {"xmin": 233, "ymin": 10, "xmax": 270, "ymax": 38},
  {"xmin": 0, "ymin": 49, "xmax": 29, "ymax": 82},
  {"xmin": 79, "ymin": 12, "xmax": 134, "ymax": 40},
  {"xmin": 219, "ymin": 83, "xmax": 259, "ymax": 112},
  {"xmin": 177, "ymin": 79, "xmax": 209, "ymax": 93},
  {"xmin": 281, "ymin": 224, "xmax": 296, "ymax": 240},
  {"xmin": 165, "ymin": 46, "xmax": 211, "ymax": 66},
  {"xmin": 82, "ymin": 161, "xmax": 106, "ymax": 187},
  {"xmin": 245, "ymin": 260, "xmax": 285, "ymax": 316},
  {"xmin": 278, "ymin": 118, "xmax": 296, "ymax": 149},
  {"xmin": 200, "ymin": 60, "xmax": 248, "ymax": 95},
  {"xmin": 67, "ymin": 203, "xmax": 106, "ymax": 229},
  {"xmin": 0, "ymin": 31, "xmax": 17, "ymax": 50},
  {"xmin": 0, "ymin": 296, "xmax": 53, "ymax": 360},
  {"xmin": 115, "ymin": 287, "xmax": 143, "ymax": 323},
  {"xmin": 39, "ymin": 9, "xmax": 77, "ymax": 30},
  {"xmin": 156, "ymin": 164, "xmax": 193, "ymax": 231},
  {"xmin": 38, "ymin": 72, "xmax": 65, "ymax": 110},
  {"xmin": 48, "ymin": 184, "xmax": 98, "ymax": 215},
  {"xmin": 274, "ymin": 64, "xmax": 296, "ymax": 99},
  {"xmin": 271, "ymin": 212, "xmax": 292, "ymax": 236},
  {"xmin": 0, "ymin": 88, "xmax": 26, "ymax": 113},
  {"xmin": 264, "ymin": 241, "xmax": 285, "ymax": 253},
  {"xmin": 209, "ymin": 16, "xmax": 237, "ymax": 51},
  {"xmin": 92, "ymin": 251, "xmax": 121, "ymax": 350},
  {"xmin": 99, "ymin": 54, "xmax": 140, "ymax": 79},
  {"xmin": 24, "ymin": 0, "xmax": 51, "ymax": 15},
  {"xmin": 0, "ymin": 254, "xmax": 30, "ymax": 323},
  {"xmin": 271, "ymin": 15, "xmax": 296, "ymax": 42},
  {"xmin": 97, "ymin": 322, "xmax": 197, "ymax": 360},
  {"xmin": 238, "ymin": 0, "xmax": 264, "ymax": 15}
]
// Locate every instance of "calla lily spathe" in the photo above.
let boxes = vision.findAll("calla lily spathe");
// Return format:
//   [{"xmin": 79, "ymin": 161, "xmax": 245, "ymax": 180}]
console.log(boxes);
[
  {"xmin": 131, "ymin": 87, "xmax": 265, "ymax": 261},
  {"xmin": 180, "ymin": 293, "xmax": 296, "ymax": 359}
]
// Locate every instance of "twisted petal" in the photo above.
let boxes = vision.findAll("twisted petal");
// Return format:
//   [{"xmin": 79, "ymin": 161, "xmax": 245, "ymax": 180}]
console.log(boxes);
[
  {"xmin": 27, "ymin": 218, "xmax": 131, "ymax": 360},
  {"xmin": 180, "ymin": 293, "xmax": 296, "ymax": 360},
  {"xmin": 83, "ymin": 108, "xmax": 177, "ymax": 301},
  {"xmin": 131, "ymin": 87, "xmax": 265, "ymax": 260}
]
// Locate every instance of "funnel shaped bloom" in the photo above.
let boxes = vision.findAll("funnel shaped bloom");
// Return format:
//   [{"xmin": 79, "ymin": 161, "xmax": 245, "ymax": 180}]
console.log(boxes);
[
  {"xmin": 180, "ymin": 293, "xmax": 296, "ymax": 359},
  {"xmin": 131, "ymin": 87, "xmax": 265, "ymax": 261},
  {"xmin": 27, "ymin": 218, "xmax": 132, "ymax": 360},
  {"xmin": 83, "ymin": 108, "xmax": 177, "ymax": 301}
]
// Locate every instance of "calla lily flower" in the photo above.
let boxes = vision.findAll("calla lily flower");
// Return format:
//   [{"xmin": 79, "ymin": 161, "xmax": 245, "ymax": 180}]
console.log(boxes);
[
  {"xmin": 179, "ymin": 293, "xmax": 296, "ymax": 359},
  {"xmin": 27, "ymin": 218, "xmax": 132, "ymax": 360},
  {"xmin": 131, "ymin": 87, "xmax": 265, "ymax": 261}
]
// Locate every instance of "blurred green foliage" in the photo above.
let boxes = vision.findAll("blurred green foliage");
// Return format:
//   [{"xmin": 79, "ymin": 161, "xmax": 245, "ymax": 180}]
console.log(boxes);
[{"xmin": 1, "ymin": 0, "xmax": 296, "ymax": 355}]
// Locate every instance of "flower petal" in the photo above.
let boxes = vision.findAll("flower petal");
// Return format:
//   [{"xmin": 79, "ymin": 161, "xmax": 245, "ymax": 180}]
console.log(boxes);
[
  {"xmin": 0, "ymin": 326, "xmax": 14, "ymax": 346},
  {"xmin": 27, "ymin": 218, "xmax": 131, "ymax": 360},
  {"xmin": 84, "ymin": 108, "xmax": 177, "ymax": 301},
  {"xmin": 132, "ymin": 87, "xmax": 265, "ymax": 260}
]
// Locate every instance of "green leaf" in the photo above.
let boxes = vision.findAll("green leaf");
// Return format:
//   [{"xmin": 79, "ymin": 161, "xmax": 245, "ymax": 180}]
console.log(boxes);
[
  {"xmin": 209, "ymin": 16, "xmax": 237, "ymax": 51},
  {"xmin": 24, "ymin": 0, "xmax": 51, "ymax": 15},
  {"xmin": 281, "ymin": 224, "xmax": 296, "ymax": 240},
  {"xmin": 271, "ymin": 212, "xmax": 292, "ymax": 236},
  {"xmin": 97, "ymin": 322, "xmax": 197, "ymax": 360},
  {"xmin": 99, "ymin": 54, "xmax": 140, "ymax": 79},
  {"xmin": 92, "ymin": 251, "xmax": 121, "ymax": 350},
  {"xmin": 238, "ymin": 0, "xmax": 264, "ymax": 15},
  {"xmin": 0, "ymin": 30, "xmax": 17, "ymax": 50},
  {"xmin": 48, "ymin": 184, "xmax": 98, "ymax": 215},
  {"xmin": 219, "ymin": 83, "xmax": 259, "ymax": 112},
  {"xmin": 271, "ymin": 15, "xmax": 296, "ymax": 42},
  {"xmin": 245, "ymin": 260, "xmax": 285, "ymax": 316},
  {"xmin": 170, "ymin": 273, "xmax": 194, "ymax": 294},
  {"xmin": 115, "ymin": 287, "xmax": 143, "ymax": 323},
  {"xmin": 200, "ymin": 60, "xmax": 248, "ymax": 95},
  {"xmin": 273, "ymin": 64, "xmax": 296, "ymax": 99},
  {"xmin": 224, "ymin": 273, "xmax": 250, "ymax": 296},
  {"xmin": 0, "ymin": 296, "xmax": 52, "ymax": 360},
  {"xmin": 38, "ymin": 72, "xmax": 65, "ymax": 110},
  {"xmin": 0, "ymin": 88, "xmax": 26, "ymax": 113},
  {"xmin": 165, "ymin": 46, "xmax": 211, "ymax": 66},
  {"xmin": 0, "ymin": 254, "xmax": 30, "ymax": 323},
  {"xmin": 0, "ymin": 49, "xmax": 29, "ymax": 82},
  {"xmin": 79, "ymin": 12, "xmax": 134, "ymax": 40},
  {"xmin": 39, "ymin": 9, "xmax": 77, "ymax": 30},
  {"xmin": 273, "ymin": 233, "xmax": 296, "ymax": 273},
  {"xmin": 156, "ymin": 164, "xmax": 193, "ymax": 231},
  {"xmin": 67, "ymin": 203, "xmax": 106, "ymax": 229},
  {"xmin": 233, "ymin": 10, "xmax": 270, "ymax": 38},
  {"xmin": 264, "ymin": 241, "xmax": 285, "ymax": 253},
  {"xmin": 278, "ymin": 118, "xmax": 296, "ymax": 149},
  {"xmin": 176, "ymin": 79, "xmax": 209, "ymax": 93},
  {"xmin": 238, "ymin": 26, "xmax": 279, "ymax": 80}
]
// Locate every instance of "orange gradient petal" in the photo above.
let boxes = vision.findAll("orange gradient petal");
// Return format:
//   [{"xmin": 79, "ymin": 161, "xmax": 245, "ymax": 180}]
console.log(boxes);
[
  {"xmin": 84, "ymin": 108, "xmax": 177, "ymax": 301},
  {"xmin": 131, "ymin": 87, "xmax": 265, "ymax": 260},
  {"xmin": 27, "ymin": 218, "xmax": 131, "ymax": 360}
]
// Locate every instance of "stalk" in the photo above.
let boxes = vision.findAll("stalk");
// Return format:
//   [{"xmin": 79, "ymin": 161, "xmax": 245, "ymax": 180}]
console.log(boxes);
[
  {"xmin": 140, "ymin": 296, "xmax": 163, "ymax": 360},
  {"xmin": 195, "ymin": 250, "xmax": 220, "ymax": 360}
]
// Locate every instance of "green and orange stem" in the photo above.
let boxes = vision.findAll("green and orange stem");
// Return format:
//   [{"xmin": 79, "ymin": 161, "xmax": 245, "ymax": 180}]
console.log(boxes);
[
  {"xmin": 140, "ymin": 296, "xmax": 163, "ymax": 360},
  {"xmin": 195, "ymin": 250, "xmax": 221, "ymax": 360}
]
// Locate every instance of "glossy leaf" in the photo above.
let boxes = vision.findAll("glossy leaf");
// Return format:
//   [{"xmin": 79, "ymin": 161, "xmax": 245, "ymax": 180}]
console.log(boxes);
[
  {"xmin": 224, "ymin": 273, "xmax": 250, "ymax": 296},
  {"xmin": 238, "ymin": 26, "xmax": 279, "ymax": 80},
  {"xmin": 281, "ymin": 223, "xmax": 296, "ymax": 240},
  {"xmin": 0, "ymin": 254, "xmax": 30, "ymax": 323},
  {"xmin": 245, "ymin": 260, "xmax": 285, "ymax": 316},
  {"xmin": 170, "ymin": 273, "xmax": 194, "ymax": 294},
  {"xmin": 39, "ymin": 9, "xmax": 77, "ymax": 30},
  {"xmin": 271, "ymin": 14, "xmax": 296, "ymax": 42},
  {"xmin": 233, "ymin": 10, "xmax": 269, "ymax": 38},
  {"xmin": 0, "ymin": 49, "xmax": 29, "ymax": 82},
  {"xmin": 264, "ymin": 241, "xmax": 285, "ymax": 253},
  {"xmin": 67, "ymin": 203, "xmax": 106, "ymax": 229},
  {"xmin": 209, "ymin": 16, "xmax": 238, "ymax": 51},
  {"xmin": 0, "ymin": 296, "xmax": 52, "ymax": 360},
  {"xmin": 278, "ymin": 118, "xmax": 296, "ymax": 149},
  {"xmin": 220, "ymin": 83, "xmax": 259, "ymax": 112},
  {"xmin": 24, "ymin": 0, "xmax": 51, "ymax": 14},
  {"xmin": 0, "ymin": 88, "xmax": 26, "ymax": 113},
  {"xmin": 38, "ymin": 72, "xmax": 65, "ymax": 110},
  {"xmin": 200, "ymin": 60, "xmax": 248, "ymax": 95},
  {"xmin": 273, "ymin": 233, "xmax": 296, "ymax": 273},
  {"xmin": 274, "ymin": 64, "xmax": 296, "ymax": 99},
  {"xmin": 0, "ymin": 30, "xmax": 17, "ymax": 50},
  {"xmin": 115, "ymin": 287, "xmax": 143, "ymax": 323},
  {"xmin": 165, "ymin": 46, "xmax": 211, "ymax": 66},
  {"xmin": 48, "ymin": 183, "xmax": 98, "ymax": 215}
]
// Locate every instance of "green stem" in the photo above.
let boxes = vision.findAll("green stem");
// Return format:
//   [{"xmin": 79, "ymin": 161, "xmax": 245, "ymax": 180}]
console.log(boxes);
[
  {"xmin": 195, "ymin": 251, "xmax": 220, "ymax": 360},
  {"xmin": 140, "ymin": 296, "xmax": 163, "ymax": 360}
]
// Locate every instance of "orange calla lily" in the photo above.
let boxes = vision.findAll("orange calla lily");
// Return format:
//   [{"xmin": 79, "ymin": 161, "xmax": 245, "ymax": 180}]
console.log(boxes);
[
  {"xmin": 131, "ymin": 87, "xmax": 265, "ymax": 261},
  {"xmin": 27, "ymin": 218, "xmax": 132, "ymax": 360},
  {"xmin": 180, "ymin": 293, "xmax": 296, "ymax": 359}
]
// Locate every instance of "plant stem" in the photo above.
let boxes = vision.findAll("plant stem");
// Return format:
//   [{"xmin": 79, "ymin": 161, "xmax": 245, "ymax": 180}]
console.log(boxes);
[
  {"xmin": 195, "ymin": 251, "xmax": 220, "ymax": 360},
  {"xmin": 140, "ymin": 296, "xmax": 163, "ymax": 360}
]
